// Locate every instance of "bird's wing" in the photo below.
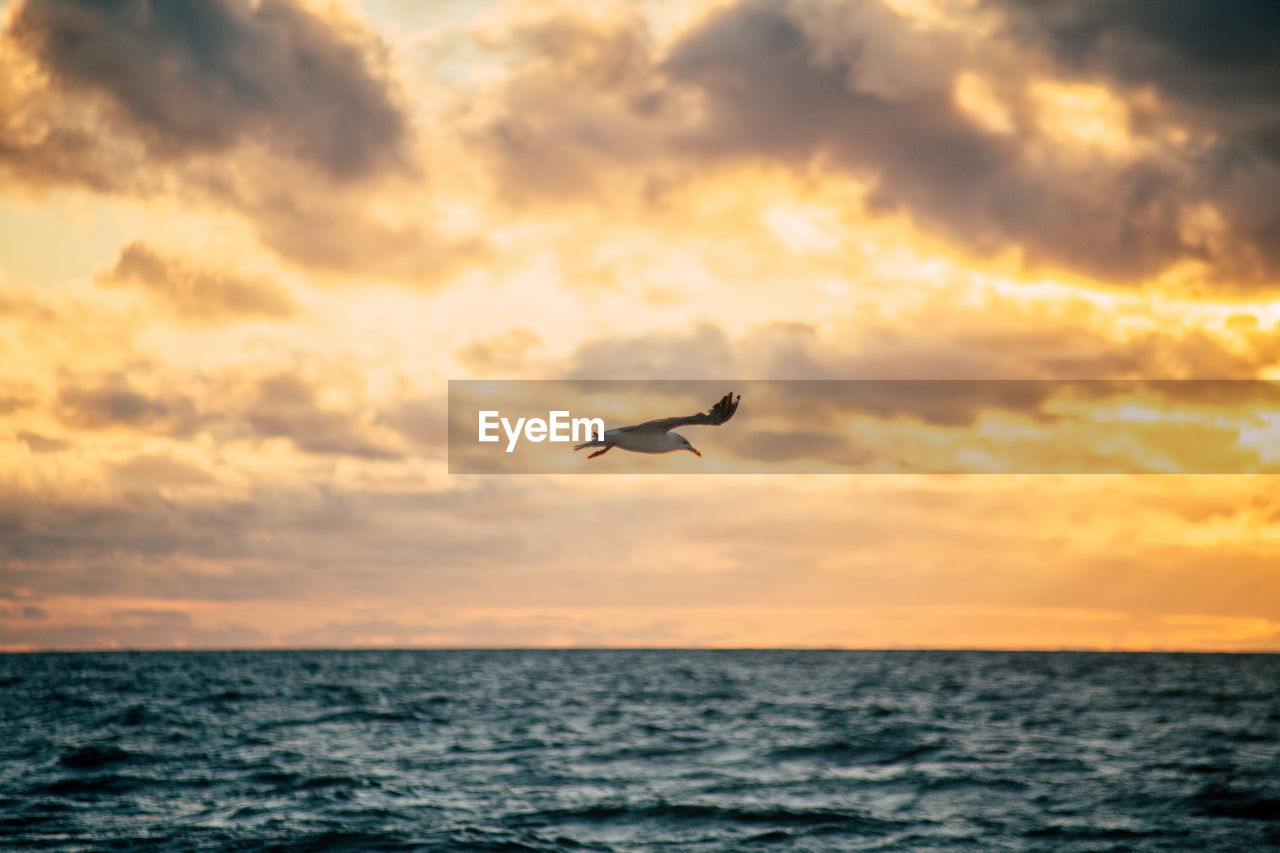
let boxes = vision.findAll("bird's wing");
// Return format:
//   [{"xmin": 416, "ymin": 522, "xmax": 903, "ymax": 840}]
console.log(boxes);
[{"xmin": 617, "ymin": 392, "xmax": 741, "ymax": 433}]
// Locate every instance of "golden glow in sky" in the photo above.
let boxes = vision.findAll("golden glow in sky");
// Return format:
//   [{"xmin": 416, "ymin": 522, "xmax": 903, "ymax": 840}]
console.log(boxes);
[{"xmin": 2, "ymin": 0, "xmax": 1280, "ymax": 651}]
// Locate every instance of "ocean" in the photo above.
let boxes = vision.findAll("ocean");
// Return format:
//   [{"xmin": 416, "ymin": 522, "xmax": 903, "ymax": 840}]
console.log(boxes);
[{"xmin": 1, "ymin": 650, "xmax": 1277, "ymax": 851}]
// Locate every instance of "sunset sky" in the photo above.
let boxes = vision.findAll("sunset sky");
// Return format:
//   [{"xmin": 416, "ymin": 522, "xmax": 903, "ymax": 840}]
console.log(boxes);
[{"xmin": 3, "ymin": 0, "xmax": 1280, "ymax": 651}]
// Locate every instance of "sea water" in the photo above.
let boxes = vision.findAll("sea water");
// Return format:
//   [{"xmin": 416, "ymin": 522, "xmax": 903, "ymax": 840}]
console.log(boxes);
[{"xmin": 2, "ymin": 650, "xmax": 1278, "ymax": 851}]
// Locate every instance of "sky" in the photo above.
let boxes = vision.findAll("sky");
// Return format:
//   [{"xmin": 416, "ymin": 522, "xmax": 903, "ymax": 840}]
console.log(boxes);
[{"xmin": 2, "ymin": 0, "xmax": 1280, "ymax": 651}]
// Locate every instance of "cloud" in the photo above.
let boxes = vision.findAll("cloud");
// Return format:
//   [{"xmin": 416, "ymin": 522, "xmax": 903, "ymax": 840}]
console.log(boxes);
[
  {"xmin": 741, "ymin": 316, "xmax": 1280, "ymax": 381},
  {"xmin": 989, "ymin": 0, "xmax": 1280, "ymax": 120},
  {"xmin": 558, "ymin": 311, "xmax": 1280, "ymax": 382},
  {"xmin": 512, "ymin": 319, "xmax": 1280, "ymax": 470},
  {"xmin": 241, "ymin": 195, "xmax": 487, "ymax": 282},
  {"xmin": 0, "ymin": 0, "xmax": 480, "ymax": 283},
  {"xmin": 97, "ymin": 241, "xmax": 295, "ymax": 322},
  {"xmin": 110, "ymin": 607, "xmax": 192, "ymax": 628},
  {"xmin": 660, "ymin": 0, "xmax": 1193, "ymax": 282},
  {"xmin": 0, "ymin": 489, "xmax": 348, "ymax": 600},
  {"xmin": 470, "ymin": 5, "xmax": 675, "ymax": 204},
  {"xmin": 471, "ymin": 0, "xmax": 1280, "ymax": 285},
  {"xmin": 0, "ymin": 380, "xmax": 40, "ymax": 415},
  {"xmin": 724, "ymin": 427, "xmax": 850, "ymax": 462},
  {"xmin": 0, "ymin": 478, "xmax": 543, "ymax": 606},
  {"xmin": 246, "ymin": 373, "xmax": 403, "ymax": 460},
  {"xmin": 984, "ymin": 0, "xmax": 1280, "ymax": 278},
  {"xmin": 40, "ymin": 357, "xmax": 438, "ymax": 464},
  {"xmin": 0, "ymin": 493, "xmax": 257, "ymax": 574},
  {"xmin": 564, "ymin": 322, "xmax": 735, "ymax": 378},
  {"xmin": 456, "ymin": 327, "xmax": 543, "ymax": 374},
  {"xmin": 17, "ymin": 431, "xmax": 70, "ymax": 454},
  {"xmin": 57, "ymin": 376, "xmax": 202, "ymax": 436},
  {"xmin": 4, "ymin": 474, "xmax": 1280, "ymax": 648},
  {"xmin": 0, "ymin": 616, "xmax": 270, "ymax": 650},
  {"xmin": 378, "ymin": 395, "xmax": 447, "ymax": 455},
  {"xmin": 7, "ymin": 0, "xmax": 408, "ymax": 181},
  {"xmin": 0, "ymin": 605, "xmax": 48, "ymax": 620},
  {"xmin": 761, "ymin": 379, "xmax": 1060, "ymax": 428},
  {"xmin": 112, "ymin": 453, "xmax": 216, "ymax": 491}
]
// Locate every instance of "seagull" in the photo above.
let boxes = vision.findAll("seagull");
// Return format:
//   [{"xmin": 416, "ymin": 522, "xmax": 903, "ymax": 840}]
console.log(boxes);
[{"xmin": 574, "ymin": 391, "xmax": 741, "ymax": 460}]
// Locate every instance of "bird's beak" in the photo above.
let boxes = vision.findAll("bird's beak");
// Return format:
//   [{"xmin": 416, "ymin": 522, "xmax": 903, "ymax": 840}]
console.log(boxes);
[{"xmin": 689, "ymin": 447, "xmax": 702, "ymax": 457}]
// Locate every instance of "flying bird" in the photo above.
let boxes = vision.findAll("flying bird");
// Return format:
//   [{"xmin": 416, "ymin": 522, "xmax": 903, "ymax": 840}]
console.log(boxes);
[{"xmin": 574, "ymin": 391, "xmax": 741, "ymax": 460}]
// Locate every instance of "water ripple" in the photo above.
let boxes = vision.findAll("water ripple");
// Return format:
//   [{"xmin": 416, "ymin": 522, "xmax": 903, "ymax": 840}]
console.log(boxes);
[{"xmin": 1, "ymin": 650, "xmax": 1278, "ymax": 851}]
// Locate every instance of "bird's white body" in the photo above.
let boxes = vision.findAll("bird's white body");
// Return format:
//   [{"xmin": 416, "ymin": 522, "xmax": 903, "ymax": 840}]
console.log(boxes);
[{"xmin": 602, "ymin": 428, "xmax": 690, "ymax": 454}]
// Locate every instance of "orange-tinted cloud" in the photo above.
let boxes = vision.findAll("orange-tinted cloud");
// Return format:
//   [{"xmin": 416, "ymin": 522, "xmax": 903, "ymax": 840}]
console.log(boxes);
[
  {"xmin": 57, "ymin": 376, "xmax": 202, "ymax": 436},
  {"xmin": 245, "ymin": 373, "xmax": 403, "ymax": 460},
  {"xmin": 469, "ymin": 0, "xmax": 1280, "ymax": 286},
  {"xmin": 6, "ymin": 0, "xmax": 409, "ymax": 184},
  {"xmin": 556, "ymin": 314, "xmax": 1280, "ymax": 381},
  {"xmin": 97, "ymin": 242, "xmax": 295, "ymax": 323},
  {"xmin": 0, "ymin": 0, "xmax": 483, "ymax": 283}
]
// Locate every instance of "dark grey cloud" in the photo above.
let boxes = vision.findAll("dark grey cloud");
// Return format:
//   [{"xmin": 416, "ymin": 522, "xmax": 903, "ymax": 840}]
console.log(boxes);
[
  {"xmin": 984, "ymin": 0, "xmax": 1280, "ymax": 278},
  {"xmin": 990, "ymin": 0, "xmax": 1280, "ymax": 116},
  {"xmin": 247, "ymin": 373, "xmax": 402, "ymax": 460},
  {"xmin": 661, "ymin": 0, "xmax": 1191, "ymax": 281},
  {"xmin": 9, "ymin": 0, "xmax": 408, "ymax": 180},
  {"xmin": 57, "ymin": 378, "xmax": 202, "ymax": 436},
  {"xmin": 97, "ymin": 241, "xmax": 295, "ymax": 322},
  {"xmin": 0, "ymin": 0, "xmax": 483, "ymax": 283},
  {"xmin": 473, "ymin": 0, "xmax": 1280, "ymax": 285}
]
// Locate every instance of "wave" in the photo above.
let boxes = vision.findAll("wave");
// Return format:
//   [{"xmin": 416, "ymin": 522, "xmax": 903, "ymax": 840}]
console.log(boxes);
[
  {"xmin": 768, "ymin": 735, "xmax": 943, "ymax": 764},
  {"xmin": 505, "ymin": 800, "xmax": 907, "ymax": 832},
  {"xmin": 59, "ymin": 745, "xmax": 138, "ymax": 769},
  {"xmin": 1191, "ymin": 783, "xmax": 1280, "ymax": 821},
  {"xmin": 4, "ymin": 649, "xmax": 1278, "ymax": 851}
]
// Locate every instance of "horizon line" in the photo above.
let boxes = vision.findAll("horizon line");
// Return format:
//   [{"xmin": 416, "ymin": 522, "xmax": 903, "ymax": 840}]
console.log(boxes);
[{"xmin": 4, "ymin": 645, "xmax": 1278, "ymax": 655}]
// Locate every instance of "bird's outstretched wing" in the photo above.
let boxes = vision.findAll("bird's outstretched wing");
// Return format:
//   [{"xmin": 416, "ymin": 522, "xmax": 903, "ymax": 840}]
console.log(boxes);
[{"xmin": 621, "ymin": 392, "xmax": 741, "ymax": 433}]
